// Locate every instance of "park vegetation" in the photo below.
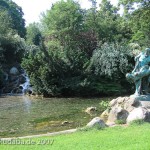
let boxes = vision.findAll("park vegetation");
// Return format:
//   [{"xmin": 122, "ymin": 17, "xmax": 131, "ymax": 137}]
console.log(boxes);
[{"xmin": 0, "ymin": 0, "xmax": 150, "ymax": 97}]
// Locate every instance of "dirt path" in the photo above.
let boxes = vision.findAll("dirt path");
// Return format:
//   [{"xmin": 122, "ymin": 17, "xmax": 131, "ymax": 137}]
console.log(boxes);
[{"xmin": 1, "ymin": 129, "xmax": 77, "ymax": 140}]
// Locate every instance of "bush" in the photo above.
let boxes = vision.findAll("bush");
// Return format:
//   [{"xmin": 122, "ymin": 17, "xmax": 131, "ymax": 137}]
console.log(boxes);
[
  {"xmin": 22, "ymin": 41, "xmax": 135, "ymax": 97},
  {"xmin": 91, "ymin": 42, "xmax": 133, "ymax": 78},
  {"xmin": 115, "ymin": 119, "xmax": 126, "ymax": 125},
  {"xmin": 90, "ymin": 42, "xmax": 134, "ymax": 92},
  {"xmin": 0, "ymin": 34, "xmax": 26, "ymax": 63},
  {"xmin": 130, "ymin": 119, "xmax": 145, "ymax": 126},
  {"xmin": 99, "ymin": 100, "xmax": 109, "ymax": 110}
]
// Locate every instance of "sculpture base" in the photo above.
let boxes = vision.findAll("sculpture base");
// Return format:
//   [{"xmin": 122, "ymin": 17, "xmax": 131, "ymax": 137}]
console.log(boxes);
[
  {"xmin": 130, "ymin": 94, "xmax": 150, "ymax": 101},
  {"xmin": 100, "ymin": 96, "xmax": 150, "ymax": 124}
]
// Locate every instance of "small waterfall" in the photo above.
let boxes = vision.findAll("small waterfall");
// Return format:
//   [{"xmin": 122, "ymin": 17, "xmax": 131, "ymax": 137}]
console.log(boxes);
[{"xmin": 20, "ymin": 73, "xmax": 32, "ymax": 94}]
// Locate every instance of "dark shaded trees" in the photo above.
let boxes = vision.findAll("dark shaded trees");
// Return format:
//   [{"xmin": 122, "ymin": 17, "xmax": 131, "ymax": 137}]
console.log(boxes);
[{"xmin": 0, "ymin": 0, "xmax": 26, "ymax": 63}]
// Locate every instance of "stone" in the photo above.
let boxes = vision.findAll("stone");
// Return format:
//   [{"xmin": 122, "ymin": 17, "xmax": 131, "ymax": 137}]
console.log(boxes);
[
  {"xmin": 61, "ymin": 121, "xmax": 70, "ymax": 125},
  {"xmin": 3, "ymin": 72, "xmax": 8, "ymax": 81},
  {"xmin": 109, "ymin": 98, "xmax": 118, "ymax": 107},
  {"xmin": 85, "ymin": 107, "xmax": 97, "ymax": 114},
  {"xmin": 86, "ymin": 117, "xmax": 106, "ymax": 128},
  {"xmin": 117, "ymin": 97, "xmax": 125, "ymax": 104},
  {"xmin": 101, "ymin": 96, "xmax": 150, "ymax": 124},
  {"xmin": 117, "ymin": 109, "xmax": 129, "ymax": 121},
  {"xmin": 124, "ymin": 98, "xmax": 140, "ymax": 112},
  {"xmin": 127, "ymin": 107, "xmax": 150, "ymax": 123},
  {"xmin": 100, "ymin": 109, "xmax": 110, "ymax": 122},
  {"xmin": 140, "ymin": 101, "xmax": 150, "ymax": 109},
  {"xmin": 107, "ymin": 107, "xmax": 128, "ymax": 123},
  {"xmin": 10, "ymin": 67, "xmax": 19, "ymax": 75},
  {"xmin": 19, "ymin": 75, "xmax": 26, "ymax": 84}
]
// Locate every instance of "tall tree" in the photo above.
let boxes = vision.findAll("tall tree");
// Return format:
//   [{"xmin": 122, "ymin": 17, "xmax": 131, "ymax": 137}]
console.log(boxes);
[
  {"xmin": 0, "ymin": 0, "xmax": 26, "ymax": 37},
  {"xmin": 42, "ymin": 0, "xmax": 84, "ymax": 47},
  {"xmin": 96, "ymin": 0, "xmax": 121, "ymax": 42},
  {"xmin": 26, "ymin": 23, "xmax": 42, "ymax": 46},
  {"xmin": 119, "ymin": 0, "xmax": 150, "ymax": 46}
]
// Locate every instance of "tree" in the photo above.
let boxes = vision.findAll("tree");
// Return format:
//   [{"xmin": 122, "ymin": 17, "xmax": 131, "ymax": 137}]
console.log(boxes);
[
  {"xmin": 0, "ymin": 9, "xmax": 14, "ymax": 35},
  {"xmin": 0, "ymin": 0, "xmax": 26, "ymax": 63},
  {"xmin": 0, "ymin": 34, "xmax": 26, "ymax": 63},
  {"xmin": 22, "ymin": 0, "xmax": 136, "ymax": 97},
  {"xmin": 119, "ymin": 0, "xmax": 150, "ymax": 47},
  {"xmin": 96, "ymin": 0, "xmax": 121, "ymax": 42},
  {"xmin": 90, "ymin": 42, "xmax": 134, "ymax": 89},
  {"xmin": 0, "ymin": 0, "xmax": 26, "ymax": 38},
  {"xmin": 42, "ymin": 0, "xmax": 84, "ymax": 47},
  {"xmin": 26, "ymin": 23, "xmax": 42, "ymax": 46}
]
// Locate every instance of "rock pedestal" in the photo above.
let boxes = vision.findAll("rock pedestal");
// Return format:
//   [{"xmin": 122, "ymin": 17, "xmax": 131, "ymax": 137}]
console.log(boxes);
[
  {"xmin": 100, "ymin": 96, "xmax": 150, "ymax": 124},
  {"xmin": 86, "ymin": 117, "xmax": 106, "ymax": 128}
]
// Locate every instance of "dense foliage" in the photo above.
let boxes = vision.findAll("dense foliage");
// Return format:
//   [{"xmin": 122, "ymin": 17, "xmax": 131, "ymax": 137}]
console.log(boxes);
[
  {"xmin": 26, "ymin": 23, "xmax": 42, "ymax": 46},
  {"xmin": 119, "ymin": 0, "xmax": 150, "ymax": 47},
  {"xmin": 0, "ymin": 0, "xmax": 26, "ymax": 37},
  {"xmin": 22, "ymin": 0, "xmax": 143, "ymax": 96},
  {"xmin": 0, "ymin": 0, "xmax": 26, "ymax": 64},
  {"xmin": 91, "ymin": 43, "xmax": 133, "ymax": 78},
  {"xmin": 1, "ymin": 0, "xmax": 149, "ymax": 96},
  {"xmin": 0, "ymin": 0, "xmax": 26, "ymax": 88}
]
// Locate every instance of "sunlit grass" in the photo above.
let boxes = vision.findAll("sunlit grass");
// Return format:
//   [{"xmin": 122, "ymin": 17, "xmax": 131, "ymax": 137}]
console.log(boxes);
[{"xmin": 1, "ymin": 123, "xmax": 150, "ymax": 150}]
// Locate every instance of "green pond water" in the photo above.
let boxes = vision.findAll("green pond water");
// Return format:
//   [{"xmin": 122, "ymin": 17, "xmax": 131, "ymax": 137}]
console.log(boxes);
[{"xmin": 0, "ymin": 96, "xmax": 111, "ymax": 138}]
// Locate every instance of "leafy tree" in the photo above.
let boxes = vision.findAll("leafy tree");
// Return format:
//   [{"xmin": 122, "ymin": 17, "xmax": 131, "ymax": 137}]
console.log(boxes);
[
  {"xmin": 0, "ymin": 34, "xmax": 26, "ymax": 63},
  {"xmin": 96, "ymin": 0, "xmax": 120, "ymax": 42},
  {"xmin": 22, "ymin": 0, "xmax": 137, "ymax": 96},
  {"xmin": 0, "ymin": 0, "xmax": 26, "ymax": 64},
  {"xmin": 26, "ymin": 23, "xmax": 42, "ymax": 46},
  {"xmin": 0, "ymin": 0, "xmax": 26, "ymax": 37},
  {"xmin": 90, "ymin": 42, "xmax": 134, "ymax": 89},
  {"xmin": 42, "ymin": 0, "xmax": 83, "ymax": 44},
  {"xmin": 0, "ymin": 9, "xmax": 14, "ymax": 35},
  {"xmin": 119, "ymin": 0, "xmax": 150, "ymax": 47}
]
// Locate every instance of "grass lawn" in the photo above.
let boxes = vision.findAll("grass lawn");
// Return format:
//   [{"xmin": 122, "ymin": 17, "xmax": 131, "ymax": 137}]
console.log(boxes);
[{"xmin": 1, "ymin": 123, "xmax": 150, "ymax": 150}]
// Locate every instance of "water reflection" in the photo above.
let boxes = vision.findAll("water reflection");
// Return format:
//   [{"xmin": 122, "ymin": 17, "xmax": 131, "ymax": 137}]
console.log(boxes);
[
  {"xmin": 22, "ymin": 96, "xmax": 32, "ymax": 113},
  {"xmin": 0, "ymin": 96, "xmax": 104, "ymax": 138}
]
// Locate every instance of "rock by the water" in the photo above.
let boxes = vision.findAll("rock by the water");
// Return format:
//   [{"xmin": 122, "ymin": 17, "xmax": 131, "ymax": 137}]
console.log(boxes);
[
  {"xmin": 61, "ymin": 121, "xmax": 70, "ymax": 125},
  {"xmin": 10, "ymin": 67, "xmax": 19, "ymax": 75},
  {"xmin": 100, "ymin": 109, "xmax": 109, "ymax": 122},
  {"xmin": 101, "ymin": 96, "xmax": 150, "ymax": 124},
  {"xmin": 86, "ymin": 117, "xmax": 106, "ymax": 128},
  {"xmin": 107, "ymin": 107, "xmax": 129, "ymax": 123},
  {"xmin": 85, "ymin": 107, "xmax": 97, "ymax": 113}
]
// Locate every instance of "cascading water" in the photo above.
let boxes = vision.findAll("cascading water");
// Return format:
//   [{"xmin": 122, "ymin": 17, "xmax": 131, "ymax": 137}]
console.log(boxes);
[{"xmin": 20, "ymin": 73, "xmax": 32, "ymax": 94}]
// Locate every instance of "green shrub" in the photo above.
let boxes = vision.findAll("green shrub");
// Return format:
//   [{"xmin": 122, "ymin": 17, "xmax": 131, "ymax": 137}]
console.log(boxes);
[
  {"xmin": 115, "ymin": 119, "xmax": 126, "ymax": 125},
  {"xmin": 90, "ymin": 42, "xmax": 134, "ymax": 93},
  {"xmin": 99, "ymin": 100, "xmax": 109, "ymax": 111},
  {"xmin": 91, "ymin": 42, "xmax": 133, "ymax": 78},
  {"xmin": 130, "ymin": 119, "xmax": 145, "ymax": 126}
]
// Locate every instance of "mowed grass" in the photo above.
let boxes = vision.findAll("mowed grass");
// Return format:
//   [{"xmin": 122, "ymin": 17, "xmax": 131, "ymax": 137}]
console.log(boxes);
[{"xmin": 1, "ymin": 123, "xmax": 150, "ymax": 150}]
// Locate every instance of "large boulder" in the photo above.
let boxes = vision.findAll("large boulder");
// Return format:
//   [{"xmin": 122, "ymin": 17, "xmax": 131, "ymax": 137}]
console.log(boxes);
[
  {"xmin": 127, "ymin": 107, "xmax": 150, "ymax": 123},
  {"xmin": 101, "ymin": 96, "xmax": 150, "ymax": 124},
  {"xmin": 10, "ymin": 67, "xmax": 19, "ymax": 75},
  {"xmin": 86, "ymin": 117, "xmax": 106, "ymax": 128}
]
